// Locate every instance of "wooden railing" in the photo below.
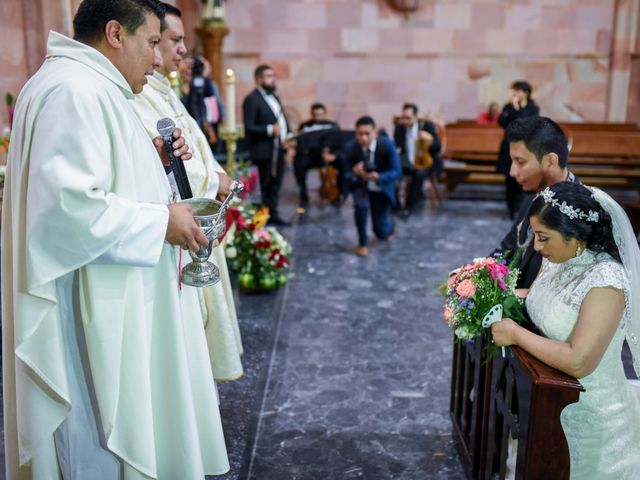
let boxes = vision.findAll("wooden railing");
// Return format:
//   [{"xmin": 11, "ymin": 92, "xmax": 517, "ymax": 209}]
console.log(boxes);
[
  {"xmin": 441, "ymin": 122, "xmax": 640, "ymax": 195},
  {"xmin": 450, "ymin": 336, "xmax": 584, "ymax": 479}
]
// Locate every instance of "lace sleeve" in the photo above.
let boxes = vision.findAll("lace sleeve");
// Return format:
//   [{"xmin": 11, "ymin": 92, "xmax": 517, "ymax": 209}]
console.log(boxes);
[{"xmin": 569, "ymin": 261, "xmax": 629, "ymax": 313}]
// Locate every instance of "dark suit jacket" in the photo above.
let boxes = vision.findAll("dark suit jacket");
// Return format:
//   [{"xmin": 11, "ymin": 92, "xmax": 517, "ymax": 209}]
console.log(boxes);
[
  {"xmin": 342, "ymin": 136, "xmax": 402, "ymax": 203},
  {"xmin": 494, "ymin": 171, "xmax": 579, "ymax": 288},
  {"xmin": 393, "ymin": 120, "xmax": 441, "ymax": 168},
  {"xmin": 242, "ymin": 88, "xmax": 289, "ymax": 161}
]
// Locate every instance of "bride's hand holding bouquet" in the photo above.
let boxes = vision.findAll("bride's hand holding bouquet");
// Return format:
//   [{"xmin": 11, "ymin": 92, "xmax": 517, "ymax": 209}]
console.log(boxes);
[{"xmin": 444, "ymin": 253, "xmax": 526, "ymax": 357}]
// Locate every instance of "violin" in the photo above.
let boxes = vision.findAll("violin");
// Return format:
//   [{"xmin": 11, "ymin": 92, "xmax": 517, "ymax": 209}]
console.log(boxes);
[
  {"xmin": 414, "ymin": 121, "xmax": 434, "ymax": 170},
  {"xmin": 319, "ymin": 163, "xmax": 340, "ymax": 202}
]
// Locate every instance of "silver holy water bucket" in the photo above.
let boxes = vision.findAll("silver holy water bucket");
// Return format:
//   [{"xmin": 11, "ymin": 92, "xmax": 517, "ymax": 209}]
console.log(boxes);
[
  {"xmin": 180, "ymin": 197, "xmax": 226, "ymax": 287},
  {"xmin": 180, "ymin": 181, "xmax": 243, "ymax": 287}
]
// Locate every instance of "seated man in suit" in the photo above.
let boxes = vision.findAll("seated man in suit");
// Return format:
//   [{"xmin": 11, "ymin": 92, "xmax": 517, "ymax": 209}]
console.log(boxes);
[
  {"xmin": 294, "ymin": 102, "xmax": 341, "ymax": 209},
  {"xmin": 242, "ymin": 64, "xmax": 290, "ymax": 226},
  {"xmin": 393, "ymin": 102, "xmax": 441, "ymax": 215},
  {"xmin": 342, "ymin": 116, "xmax": 402, "ymax": 257}
]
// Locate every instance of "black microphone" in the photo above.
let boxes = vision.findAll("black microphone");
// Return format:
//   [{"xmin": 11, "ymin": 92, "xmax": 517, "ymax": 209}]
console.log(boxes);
[{"xmin": 156, "ymin": 117, "xmax": 193, "ymax": 199}]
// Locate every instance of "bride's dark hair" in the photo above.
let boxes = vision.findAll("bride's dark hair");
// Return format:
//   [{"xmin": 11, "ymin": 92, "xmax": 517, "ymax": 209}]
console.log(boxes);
[{"xmin": 528, "ymin": 182, "xmax": 621, "ymax": 263}]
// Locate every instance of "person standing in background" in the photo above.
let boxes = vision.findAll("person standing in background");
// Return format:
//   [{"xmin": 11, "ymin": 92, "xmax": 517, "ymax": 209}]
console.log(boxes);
[
  {"xmin": 242, "ymin": 64, "xmax": 291, "ymax": 226},
  {"xmin": 496, "ymin": 81, "xmax": 540, "ymax": 219}
]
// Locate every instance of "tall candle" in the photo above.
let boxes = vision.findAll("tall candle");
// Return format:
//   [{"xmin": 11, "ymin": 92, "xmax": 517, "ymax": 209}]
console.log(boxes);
[{"xmin": 225, "ymin": 69, "xmax": 236, "ymax": 133}]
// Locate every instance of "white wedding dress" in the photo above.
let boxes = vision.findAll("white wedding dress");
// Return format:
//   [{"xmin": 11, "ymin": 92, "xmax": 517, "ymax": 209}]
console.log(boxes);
[{"xmin": 526, "ymin": 249, "xmax": 640, "ymax": 479}]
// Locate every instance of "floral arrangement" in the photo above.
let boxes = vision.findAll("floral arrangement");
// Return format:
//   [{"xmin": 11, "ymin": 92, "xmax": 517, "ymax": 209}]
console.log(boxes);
[
  {"xmin": 225, "ymin": 203, "xmax": 292, "ymax": 291},
  {"xmin": 444, "ymin": 254, "xmax": 525, "ymax": 352},
  {"xmin": 0, "ymin": 128, "xmax": 9, "ymax": 154}
]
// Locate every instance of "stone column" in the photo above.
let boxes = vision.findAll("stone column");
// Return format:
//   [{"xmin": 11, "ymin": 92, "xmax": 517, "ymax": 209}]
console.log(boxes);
[
  {"xmin": 606, "ymin": 0, "xmax": 640, "ymax": 121},
  {"xmin": 196, "ymin": 23, "xmax": 229, "ymax": 90}
]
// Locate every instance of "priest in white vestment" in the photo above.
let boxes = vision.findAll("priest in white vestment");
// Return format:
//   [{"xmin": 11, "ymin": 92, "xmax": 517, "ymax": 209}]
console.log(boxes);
[
  {"xmin": 130, "ymin": 4, "xmax": 243, "ymax": 382},
  {"xmin": 1, "ymin": 1, "xmax": 229, "ymax": 478}
]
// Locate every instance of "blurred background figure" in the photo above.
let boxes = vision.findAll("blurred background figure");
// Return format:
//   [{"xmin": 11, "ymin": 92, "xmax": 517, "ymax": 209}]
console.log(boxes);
[
  {"xmin": 476, "ymin": 101, "xmax": 500, "ymax": 124},
  {"xmin": 179, "ymin": 55, "xmax": 226, "ymax": 154},
  {"xmin": 496, "ymin": 80, "xmax": 540, "ymax": 219}
]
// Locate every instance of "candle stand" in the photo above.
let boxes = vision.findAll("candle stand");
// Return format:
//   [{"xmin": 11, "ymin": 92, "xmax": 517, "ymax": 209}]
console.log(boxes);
[{"xmin": 220, "ymin": 125, "xmax": 244, "ymax": 178}]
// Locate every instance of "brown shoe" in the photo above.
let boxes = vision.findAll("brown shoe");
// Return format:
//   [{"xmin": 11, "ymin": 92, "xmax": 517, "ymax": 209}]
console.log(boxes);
[{"xmin": 356, "ymin": 245, "xmax": 369, "ymax": 257}]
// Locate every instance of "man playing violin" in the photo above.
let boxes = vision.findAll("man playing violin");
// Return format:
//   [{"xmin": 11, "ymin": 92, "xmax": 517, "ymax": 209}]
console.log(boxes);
[{"xmin": 393, "ymin": 102, "xmax": 441, "ymax": 216}]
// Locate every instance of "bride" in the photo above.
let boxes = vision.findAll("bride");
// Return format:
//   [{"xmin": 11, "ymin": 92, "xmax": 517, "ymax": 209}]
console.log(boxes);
[{"xmin": 491, "ymin": 181, "xmax": 640, "ymax": 478}]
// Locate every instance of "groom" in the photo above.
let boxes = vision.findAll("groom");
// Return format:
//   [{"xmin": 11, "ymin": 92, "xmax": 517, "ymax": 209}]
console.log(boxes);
[{"xmin": 493, "ymin": 116, "xmax": 578, "ymax": 288}]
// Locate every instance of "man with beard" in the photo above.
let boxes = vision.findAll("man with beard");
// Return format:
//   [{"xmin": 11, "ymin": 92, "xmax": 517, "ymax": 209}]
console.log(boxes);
[{"xmin": 242, "ymin": 64, "xmax": 291, "ymax": 226}]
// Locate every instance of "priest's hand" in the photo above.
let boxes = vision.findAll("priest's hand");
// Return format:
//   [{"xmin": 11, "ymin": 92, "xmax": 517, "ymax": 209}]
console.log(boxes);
[
  {"xmin": 153, "ymin": 128, "xmax": 193, "ymax": 167},
  {"xmin": 216, "ymin": 172, "xmax": 233, "ymax": 200},
  {"xmin": 490, "ymin": 318, "xmax": 519, "ymax": 347},
  {"xmin": 166, "ymin": 203, "xmax": 209, "ymax": 252}
]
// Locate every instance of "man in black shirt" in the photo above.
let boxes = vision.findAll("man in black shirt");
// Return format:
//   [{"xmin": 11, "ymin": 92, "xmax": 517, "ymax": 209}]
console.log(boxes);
[{"xmin": 293, "ymin": 103, "xmax": 341, "ymax": 208}]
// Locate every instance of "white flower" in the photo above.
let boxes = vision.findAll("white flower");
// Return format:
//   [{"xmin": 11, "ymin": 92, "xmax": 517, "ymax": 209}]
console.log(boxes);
[
  {"xmin": 225, "ymin": 246, "xmax": 237, "ymax": 259},
  {"xmin": 454, "ymin": 325, "xmax": 475, "ymax": 340}
]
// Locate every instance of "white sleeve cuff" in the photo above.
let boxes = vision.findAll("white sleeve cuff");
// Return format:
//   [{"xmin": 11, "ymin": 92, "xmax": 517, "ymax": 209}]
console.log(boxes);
[
  {"xmin": 267, "ymin": 124, "xmax": 273, "ymax": 136},
  {"xmin": 204, "ymin": 171, "xmax": 221, "ymax": 199},
  {"xmin": 93, "ymin": 203, "xmax": 169, "ymax": 267}
]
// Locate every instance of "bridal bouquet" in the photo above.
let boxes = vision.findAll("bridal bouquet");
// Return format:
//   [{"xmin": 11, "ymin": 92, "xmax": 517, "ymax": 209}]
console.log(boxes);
[
  {"xmin": 444, "ymin": 254, "xmax": 525, "ymax": 347},
  {"xmin": 225, "ymin": 203, "xmax": 292, "ymax": 291}
]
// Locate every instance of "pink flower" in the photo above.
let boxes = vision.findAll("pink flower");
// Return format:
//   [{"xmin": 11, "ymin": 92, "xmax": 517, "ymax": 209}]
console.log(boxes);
[
  {"xmin": 456, "ymin": 279, "xmax": 477, "ymax": 298},
  {"xmin": 487, "ymin": 263, "xmax": 509, "ymax": 291},
  {"xmin": 256, "ymin": 230, "xmax": 271, "ymax": 240},
  {"xmin": 444, "ymin": 306, "xmax": 455, "ymax": 325}
]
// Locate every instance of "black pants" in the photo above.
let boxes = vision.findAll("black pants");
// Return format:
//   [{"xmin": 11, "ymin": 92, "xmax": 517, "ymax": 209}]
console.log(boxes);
[
  {"xmin": 404, "ymin": 167, "xmax": 431, "ymax": 209},
  {"xmin": 253, "ymin": 148, "xmax": 285, "ymax": 217}
]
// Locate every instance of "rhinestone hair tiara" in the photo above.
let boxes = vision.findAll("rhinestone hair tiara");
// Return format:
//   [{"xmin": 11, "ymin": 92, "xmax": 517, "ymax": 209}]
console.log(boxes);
[{"xmin": 539, "ymin": 188, "xmax": 599, "ymax": 222}]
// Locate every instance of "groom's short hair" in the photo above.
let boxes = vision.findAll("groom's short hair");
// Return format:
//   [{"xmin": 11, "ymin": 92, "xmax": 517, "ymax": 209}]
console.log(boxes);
[{"xmin": 506, "ymin": 116, "xmax": 569, "ymax": 168}]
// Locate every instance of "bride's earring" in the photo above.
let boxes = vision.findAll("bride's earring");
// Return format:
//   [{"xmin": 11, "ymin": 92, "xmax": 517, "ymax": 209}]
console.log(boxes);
[{"xmin": 575, "ymin": 243, "xmax": 585, "ymax": 257}]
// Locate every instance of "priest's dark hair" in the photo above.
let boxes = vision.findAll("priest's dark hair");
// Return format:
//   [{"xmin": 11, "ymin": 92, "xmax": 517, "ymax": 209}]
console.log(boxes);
[
  {"xmin": 160, "ymin": 2, "xmax": 181, "ymax": 32},
  {"xmin": 506, "ymin": 116, "xmax": 569, "ymax": 168},
  {"xmin": 73, "ymin": 0, "xmax": 166, "ymax": 43},
  {"xmin": 528, "ymin": 181, "xmax": 621, "ymax": 263},
  {"xmin": 355, "ymin": 116, "xmax": 376, "ymax": 129}
]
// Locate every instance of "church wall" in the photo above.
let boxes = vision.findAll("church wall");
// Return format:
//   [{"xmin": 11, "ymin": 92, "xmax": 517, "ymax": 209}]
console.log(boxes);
[
  {"xmin": 0, "ymin": 0, "xmax": 79, "ymax": 132},
  {"xmin": 626, "ymin": 2, "xmax": 640, "ymax": 124},
  {"xmin": 0, "ymin": 0, "xmax": 635, "ymax": 136},
  {"xmin": 216, "ymin": 0, "xmax": 620, "ymax": 131}
]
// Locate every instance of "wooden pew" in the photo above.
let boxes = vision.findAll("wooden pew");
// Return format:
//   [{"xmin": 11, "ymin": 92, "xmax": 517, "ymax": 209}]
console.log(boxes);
[
  {"xmin": 442, "ymin": 123, "xmax": 640, "ymax": 195},
  {"xmin": 451, "ymin": 336, "xmax": 584, "ymax": 479}
]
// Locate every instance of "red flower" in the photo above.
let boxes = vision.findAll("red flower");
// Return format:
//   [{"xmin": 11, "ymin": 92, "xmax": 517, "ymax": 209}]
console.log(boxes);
[
  {"xmin": 255, "ymin": 239, "xmax": 271, "ymax": 249},
  {"xmin": 276, "ymin": 255, "xmax": 289, "ymax": 268}
]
